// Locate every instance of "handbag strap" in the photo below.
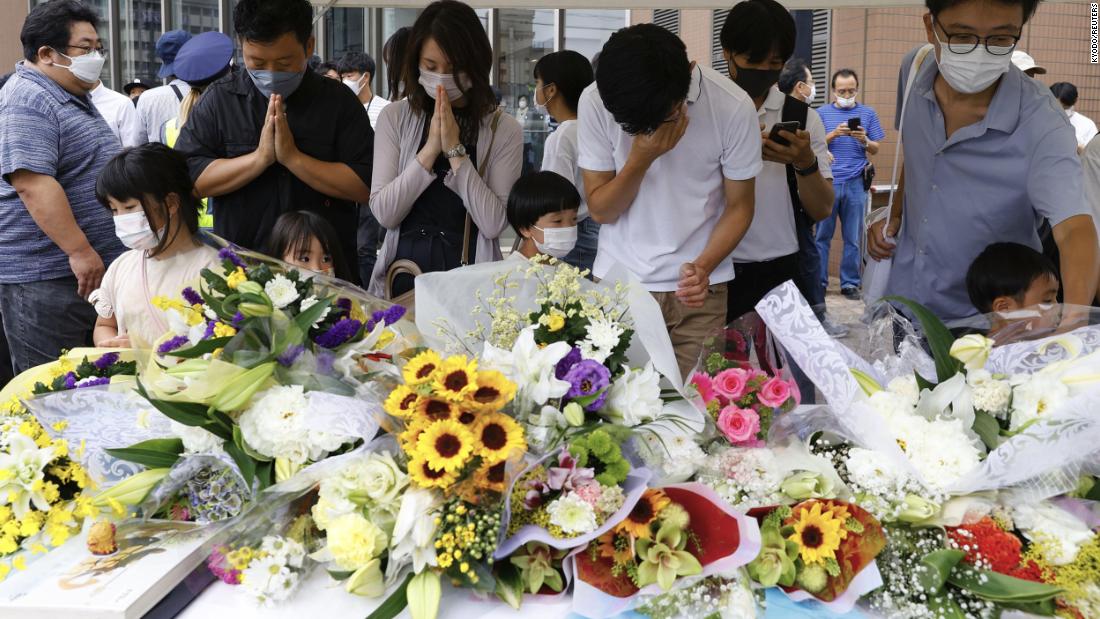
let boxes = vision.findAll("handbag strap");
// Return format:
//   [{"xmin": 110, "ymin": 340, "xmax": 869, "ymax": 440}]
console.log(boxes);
[
  {"xmin": 885, "ymin": 44, "xmax": 934, "ymax": 215},
  {"xmin": 461, "ymin": 109, "xmax": 502, "ymax": 266}
]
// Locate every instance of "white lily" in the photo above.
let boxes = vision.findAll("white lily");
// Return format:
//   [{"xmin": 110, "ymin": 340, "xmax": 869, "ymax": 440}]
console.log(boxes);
[
  {"xmin": 389, "ymin": 487, "xmax": 442, "ymax": 577},
  {"xmin": 0, "ymin": 433, "xmax": 56, "ymax": 519},
  {"xmin": 482, "ymin": 326, "xmax": 571, "ymax": 407}
]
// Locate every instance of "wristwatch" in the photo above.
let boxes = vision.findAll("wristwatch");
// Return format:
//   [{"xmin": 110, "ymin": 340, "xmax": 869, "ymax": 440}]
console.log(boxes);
[
  {"xmin": 444, "ymin": 144, "xmax": 467, "ymax": 160},
  {"xmin": 793, "ymin": 156, "xmax": 819, "ymax": 177}
]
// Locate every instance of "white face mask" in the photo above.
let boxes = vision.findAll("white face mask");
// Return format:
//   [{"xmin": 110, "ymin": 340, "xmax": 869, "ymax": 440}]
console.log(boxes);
[
  {"xmin": 53, "ymin": 48, "xmax": 106, "ymax": 84},
  {"xmin": 533, "ymin": 225, "xmax": 578, "ymax": 258},
  {"xmin": 932, "ymin": 26, "xmax": 1012, "ymax": 94},
  {"xmin": 801, "ymin": 83, "xmax": 816, "ymax": 102},
  {"xmin": 535, "ymin": 84, "xmax": 555, "ymax": 115},
  {"xmin": 835, "ymin": 95, "xmax": 856, "ymax": 109},
  {"xmin": 114, "ymin": 211, "xmax": 162, "ymax": 251},
  {"xmin": 343, "ymin": 75, "xmax": 366, "ymax": 96},
  {"xmin": 419, "ymin": 70, "xmax": 467, "ymax": 102}
]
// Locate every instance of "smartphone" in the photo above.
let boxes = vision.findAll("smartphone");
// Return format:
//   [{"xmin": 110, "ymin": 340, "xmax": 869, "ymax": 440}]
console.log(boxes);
[
  {"xmin": 768, "ymin": 121, "xmax": 801, "ymax": 147},
  {"xmin": 847, "ymin": 117, "xmax": 862, "ymax": 131}
]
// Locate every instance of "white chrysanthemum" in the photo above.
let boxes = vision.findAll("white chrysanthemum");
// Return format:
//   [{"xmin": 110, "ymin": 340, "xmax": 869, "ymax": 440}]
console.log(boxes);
[
  {"xmin": 636, "ymin": 433, "xmax": 705, "ymax": 482},
  {"xmin": 580, "ymin": 316, "xmax": 625, "ymax": 363},
  {"xmin": 845, "ymin": 447, "xmax": 912, "ymax": 497},
  {"xmin": 895, "ymin": 416, "xmax": 981, "ymax": 491},
  {"xmin": 298, "ymin": 295, "xmax": 330, "ymax": 327},
  {"xmin": 264, "ymin": 274, "xmax": 300, "ymax": 309},
  {"xmin": 1012, "ymin": 502, "xmax": 1095, "ymax": 565},
  {"xmin": 238, "ymin": 385, "xmax": 354, "ymax": 465},
  {"xmin": 318, "ymin": 452, "xmax": 408, "ymax": 517},
  {"xmin": 169, "ymin": 419, "xmax": 225, "ymax": 455},
  {"xmin": 546, "ymin": 493, "xmax": 599, "ymax": 535},
  {"xmin": 886, "ymin": 375, "xmax": 920, "ymax": 408},
  {"xmin": 1009, "ymin": 374, "xmax": 1069, "ymax": 431},
  {"xmin": 967, "ymin": 370, "xmax": 1012, "ymax": 417},
  {"xmin": 869, "ymin": 389, "xmax": 915, "ymax": 421},
  {"xmin": 603, "ymin": 363, "xmax": 663, "ymax": 427}
]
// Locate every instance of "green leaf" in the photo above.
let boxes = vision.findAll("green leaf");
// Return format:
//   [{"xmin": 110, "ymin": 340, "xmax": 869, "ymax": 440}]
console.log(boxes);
[
  {"xmin": 233, "ymin": 425, "xmax": 272, "ymax": 462},
  {"xmin": 569, "ymin": 387, "xmax": 608, "ymax": 408},
  {"xmin": 328, "ymin": 569, "xmax": 355, "ymax": 581},
  {"xmin": 209, "ymin": 409, "xmax": 236, "ymax": 434},
  {"xmin": 918, "ymin": 549, "xmax": 965, "ymax": 595},
  {"xmin": 1086, "ymin": 477, "xmax": 1100, "ymax": 502},
  {"xmin": 914, "ymin": 370, "xmax": 936, "ymax": 393},
  {"xmin": 885, "ymin": 296, "xmax": 963, "ymax": 382},
  {"xmin": 926, "ymin": 594, "xmax": 967, "ymax": 619},
  {"xmin": 972, "ymin": 410, "xmax": 1001, "ymax": 450},
  {"xmin": 136, "ymin": 379, "xmax": 215, "ymax": 427},
  {"xmin": 168, "ymin": 336, "xmax": 234, "ymax": 360},
  {"xmin": 364, "ymin": 572, "xmax": 413, "ymax": 619},
  {"xmin": 256, "ymin": 460, "xmax": 274, "ymax": 489},
  {"xmin": 493, "ymin": 563, "xmax": 524, "ymax": 610},
  {"xmin": 124, "ymin": 438, "xmax": 185, "ymax": 455},
  {"xmin": 293, "ymin": 296, "xmax": 333, "ymax": 333},
  {"xmin": 949, "ymin": 567, "xmax": 1063, "ymax": 603},
  {"xmin": 105, "ymin": 447, "xmax": 182, "ymax": 469},
  {"xmin": 1001, "ymin": 598, "xmax": 1057, "ymax": 616},
  {"xmin": 223, "ymin": 439, "xmax": 257, "ymax": 490}
]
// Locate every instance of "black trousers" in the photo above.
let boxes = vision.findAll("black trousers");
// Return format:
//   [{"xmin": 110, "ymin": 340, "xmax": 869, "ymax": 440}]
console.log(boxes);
[{"xmin": 727, "ymin": 253, "xmax": 800, "ymax": 323}]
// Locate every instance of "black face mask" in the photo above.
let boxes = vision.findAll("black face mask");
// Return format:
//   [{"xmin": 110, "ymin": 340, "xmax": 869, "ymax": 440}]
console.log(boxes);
[{"xmin": 730, "ymin": 63, "xmax": 780, "ymax": 100}]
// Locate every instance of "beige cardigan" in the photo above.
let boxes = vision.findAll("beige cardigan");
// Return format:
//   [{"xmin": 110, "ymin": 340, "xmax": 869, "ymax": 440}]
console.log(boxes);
[{"xmin": 367, "ymin": 100, "xmax": 523, "ymax": 296}]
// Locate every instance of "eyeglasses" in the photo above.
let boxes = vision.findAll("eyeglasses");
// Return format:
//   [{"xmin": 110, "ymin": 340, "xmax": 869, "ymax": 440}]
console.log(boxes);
[
  {"xmin": 65, "ymin": 44, "xmax": 108, "ymax": 56},
  {"xmin": 934, "ymin": 21, "xmax": 1019, "ymax": 55}
]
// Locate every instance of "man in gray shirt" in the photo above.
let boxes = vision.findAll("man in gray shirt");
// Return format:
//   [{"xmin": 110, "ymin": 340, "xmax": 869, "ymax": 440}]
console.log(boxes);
[
  {"xmin": 869, "ymin": 0, "xmax": 1097, "ymax": 321},
  {"xmin": 135, "ymin": 30, "xmax": 191, "ymax": 144}
]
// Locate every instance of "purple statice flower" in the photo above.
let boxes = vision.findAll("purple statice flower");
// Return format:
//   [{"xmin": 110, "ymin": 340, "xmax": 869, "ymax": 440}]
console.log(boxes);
[
  {"xmin": 331, "ymin": 297, "xmax": 353, "ymax": 320},
  {"xmin": 366, "ymin": 305, "xmax": 407, "ymax": 332},
  {"xmin": 202, "ymin": 321, "xmax": 216, "ymax": 340},
  {"xmin": 218, "ymin": 247, "xmax": 246, "ymax": 269},
  {"xmin": 93, "ymin": 352, "xmax": 120, "ymax": 371},
  {"xmin": 555, "ymin": 347, "xmax": 583, "ymax": 380},
  {"xmin": 546, "ymin": 450, "xmax": 595, "ymax": 492},
  {"xmin": 181, "ymin": 287, "xmax": 203, "ymax": 306},
  {"xmin": 314, "ymin": 318, "xmax": 361, "ymax": 349},
  {"xmin": 158, "ymin": 335, "xmax": 191, "ymax": 356},
  {"xmin": 62, "ymin": 372, "xmax": 78, "ymax": 390},
  {"xmin": 563, "ymin": 359, "xmax": 611, "ymax": 411},
  {"xmin": 76, "ymin": 376, "xmax": 111, "ymax": 389},
  {"xmin": 231, "ymin": 311, "xmax": 245, "ymax": 328},
  {"xmin": 276, "ymin": 344, "xmax": 305, "ymax": 367},
  {"xmin": 316, "ymin": 350, "xmax": 336, "ymax": 375}
]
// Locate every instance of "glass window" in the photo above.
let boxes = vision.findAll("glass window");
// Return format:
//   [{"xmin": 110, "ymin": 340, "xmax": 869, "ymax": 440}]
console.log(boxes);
[
  {"xmin": 497, "ymin": 9, "xmax": 555, "ymax": 175},
  {"xmin": 118, "ymin": 0, "xmax": 163, "ymax": 87},
  {"xmin": 564, "ymin": 10, "xmax": 627, "ymax": 62},
  {"xmin": 324, "ymin": 8, "xmax": 365, "ymax": 61},
  {"xmin": 380, "ymin": 8, "xmax": 419, "ymax": 100},
  {"xmin": 172, "ymin": 0, "xmax": 219, "ymax": 35}
]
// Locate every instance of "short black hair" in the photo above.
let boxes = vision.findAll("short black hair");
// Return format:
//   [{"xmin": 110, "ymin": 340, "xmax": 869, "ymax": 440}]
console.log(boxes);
[
  {"xmin": 95, "ymin": 143, "xmax": 201, "ymax": 258},
  {"xmin": 720, "ymin": 0, "xmax": 796, "ymax": 64},
  {"xmin": 21, "ymin": 0, "xmax": 99, "ymax": 63},
  {"xmin": 316, "ymin": 61, "xmax": 338, "ymax": 76},
  {"xmin": 1050, "ymin": 82, "xmax": 1078, "ymax": 107},
  {"xmin": 533, "ymin": 51, "xmax": 594, "ymax": 115},
  {"xmin": 596, "ymin": 24, "xmax": 691, "ymax": 136},
  {"xmin": 925, "ymin": 0, "xmax": 1041, "ymax": 24},
  {"xmin": 338, "ymin": 51, "xmax": 376, "ymax": 78},
  {"xmin": 779, "ymin": 57, "xmax": 811, "ymax": 95},
  {"xmin": 966, "ymin": 242, "xmax": 1058, "ymax": 314},
  {"xmin": 266, "ymin": 211, "xmax": 352, "ymax": 281},
  {"xmin": 831, "ymin": 68, "xmax": 859, "ymax": 88},
  {"xmin": 507, "ymin": 172, "xmax": 581, "ymax": 235},
  {"xmin": 233, "ymin": 0, "xmax": 312, "ymax": 46}
]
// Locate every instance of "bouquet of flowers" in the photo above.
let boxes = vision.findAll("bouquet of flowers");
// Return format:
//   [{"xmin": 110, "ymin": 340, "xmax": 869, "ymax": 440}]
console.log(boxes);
[{"xmin": 689, "ymin": 360, "xmax": 799, "ymax": 448}]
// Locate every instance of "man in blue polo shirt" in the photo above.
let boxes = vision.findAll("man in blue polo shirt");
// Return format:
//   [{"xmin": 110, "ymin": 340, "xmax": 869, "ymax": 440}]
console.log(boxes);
[
  {"xmin": 868, "ymin": 0, "xmax": 1098, "ymax": 322},
  {"xmin": 0, "ymin": 1, "xmax": 124, "ymax": 373},
  {"xmin": 816, "ymin": 69, "xmax": 885, "ymax": 301}
]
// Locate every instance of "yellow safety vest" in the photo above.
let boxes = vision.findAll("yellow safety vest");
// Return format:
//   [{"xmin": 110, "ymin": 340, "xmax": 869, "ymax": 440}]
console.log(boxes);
[{"xmin": 163, "ymin": 117, "xmax": 213, "ymax": 231}]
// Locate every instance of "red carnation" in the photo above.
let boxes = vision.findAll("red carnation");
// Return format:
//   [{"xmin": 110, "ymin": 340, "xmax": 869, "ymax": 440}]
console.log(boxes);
[{"xmin": 947, "ymin": 517, "xmax": 1023, "ymax": 575}]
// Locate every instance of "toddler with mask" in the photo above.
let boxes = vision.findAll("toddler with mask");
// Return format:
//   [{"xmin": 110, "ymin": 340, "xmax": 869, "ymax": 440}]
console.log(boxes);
[
  {"xmin": 90, "ymin": 144, "xmax": 220, "ymax": 348},
  {"xmin": 266, "ymin": 210, "xmax": 352, "ymax": 280},
  {"xmin": 506, "ymin": 171, "xmax": 580, "ymax": 261},
  {"xmin": 966, "ymin": 242, "xmax": 1061, "ymax": 342}
]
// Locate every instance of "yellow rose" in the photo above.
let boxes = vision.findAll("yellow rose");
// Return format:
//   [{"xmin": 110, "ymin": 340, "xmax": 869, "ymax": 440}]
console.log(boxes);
[
  {"xmin": 326, "ymin": 513, "xmax": 388, "ymax": 571},
  {"xmin": 950, "ymin": 334, "xmax": 993, "ymax": 371}
]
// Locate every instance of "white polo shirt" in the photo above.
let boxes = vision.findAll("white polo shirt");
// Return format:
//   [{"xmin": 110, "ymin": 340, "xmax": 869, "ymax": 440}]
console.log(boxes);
[
  {"xmin": 732, "ymin": 87, "xmax": 832, "ymax": 263},
  {"xmin": 578, "ymin": 65, "xmax": 762, "ymax": 291},
  {"xmin": 1068, "ymin": 110, "xmax": 1099, "ymax": 149},
  {"xmin": 365, "ymin": 95, "xmax": 390, "ymax": 130},
  {"xmin": 541, "ymin": 119, "xmax": 588, "ymax": 220},
  {"xmin": 91, "ymin": 83, "xmax": 144, "ymax": 148}
]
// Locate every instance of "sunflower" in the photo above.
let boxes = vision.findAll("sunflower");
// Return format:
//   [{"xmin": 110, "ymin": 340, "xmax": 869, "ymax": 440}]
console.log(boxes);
[
  {"xmin": 473, "ymin": 460, "xmax": 508, "ymax": 493},
  {"xmin": 384, "ymin": 385, "xmax": 421, "ymax": 419},
  {"xmin": 464, "ymin": 370, "xmax": 517, "ymax": 412},
  {"xmin": 415, "ymin": 419, "xmax": 475, "ymax": 472},
  {"xmin": 403, "ymin": 350, "xmax": 442, "ymax": 387},
  {"xmin": 456, "ymin": 409, "xmax": 478, "ymax": 425},
  {"xmin": 615, "ymin": 489, "xmax": 671, "ymax": 540},
  {"xmin": 399, "ymin": 419, "xmax": 429, "ymax": 453},
  {"xmin": 825, "ymin": 502, "xmax": 852, "ymax": 540},
  {"xmin": 597, "ymin": 531, "xmax": 634, "ymax": 565},
  {"xmin": 408, "ymin": 455, "xmax": 459, "ymax": 489},
  {"xmin": 471, "ymin": 412, "xmax": 526, "ymax": 463},
  {"xmin": 415, "ymin": 397, "xmax": 458, "ymax": 423},
  {"xmin": 433, "ymin": 355, "xmax": 479, "ymax": 403},
  {"xmin": 788, "ymin": 501, "xmax": 844, "ymax": 565}
]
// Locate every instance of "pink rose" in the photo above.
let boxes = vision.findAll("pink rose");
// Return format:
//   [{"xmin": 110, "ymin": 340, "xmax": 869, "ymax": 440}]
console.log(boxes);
[
  {"xmin": 717, "ymin": 405, "xmax": 760, "ymax": 445},
  {"xmin": 690, "ymin": 372, "xmax": 717, "ymax": 404},
  {"xmin": 757, "ymin": 377, "xmax": 793, "ymax": 408},
  {"xmin": 713, "ymin": 368, "xmax": 749, "ymax": 401}
]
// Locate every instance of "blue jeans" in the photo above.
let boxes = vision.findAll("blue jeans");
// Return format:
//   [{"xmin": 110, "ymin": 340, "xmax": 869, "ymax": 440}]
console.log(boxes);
[
  {"xmin": 563, "ymin": 217, "xmax": 600, "ymax": 274},
  {"xmin": 0, "ymin": 276, "xmax": 96, "ymax": 375},
  {"xmin": 816, "ymin": 176, "xmax": 866, "ymax": 290}
]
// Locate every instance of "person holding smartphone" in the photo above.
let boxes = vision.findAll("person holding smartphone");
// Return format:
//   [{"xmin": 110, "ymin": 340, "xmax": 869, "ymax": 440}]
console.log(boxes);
[{"xmin": 816, "ymin": 68, "xmax": 885, "ymax": 301}]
